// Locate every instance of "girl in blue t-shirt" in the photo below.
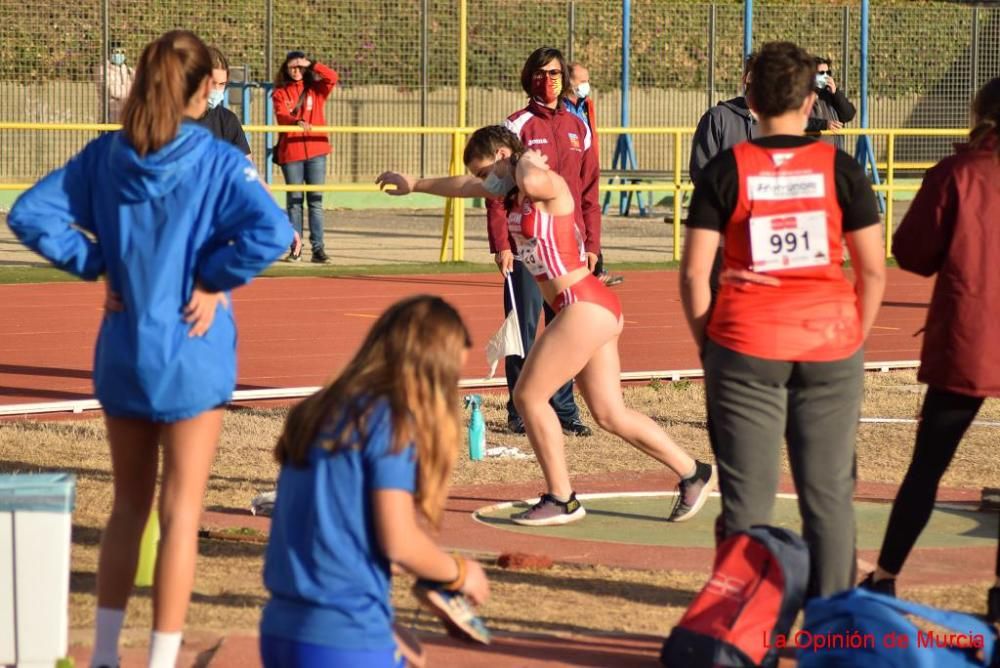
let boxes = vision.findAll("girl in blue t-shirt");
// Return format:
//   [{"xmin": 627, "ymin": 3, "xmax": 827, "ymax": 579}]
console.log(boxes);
[{"xmin": 260, "ymin": 295, "xmax": 491, "ymax": 667}]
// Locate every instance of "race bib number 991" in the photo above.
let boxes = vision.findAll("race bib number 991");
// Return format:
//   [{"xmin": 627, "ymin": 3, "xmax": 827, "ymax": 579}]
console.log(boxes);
[{"xmin": 749, "ymin": 210, "xmax": 831, "ymax": 271}]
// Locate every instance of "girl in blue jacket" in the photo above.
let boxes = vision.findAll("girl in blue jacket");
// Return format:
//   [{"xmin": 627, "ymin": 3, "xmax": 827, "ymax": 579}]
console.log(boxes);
[
  {"xmin": 261, "ymin": 295, "xmax": 490, "ymax": 667},
  {"xmin": 7, "ymin": 30, "xmax": 292, "ymax": 668}
]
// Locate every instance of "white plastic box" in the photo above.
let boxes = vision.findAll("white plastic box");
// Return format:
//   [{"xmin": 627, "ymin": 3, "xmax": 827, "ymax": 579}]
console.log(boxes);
[{"xmin": 0, "ymin": 473, "xmax": 76, "ymax": 668}]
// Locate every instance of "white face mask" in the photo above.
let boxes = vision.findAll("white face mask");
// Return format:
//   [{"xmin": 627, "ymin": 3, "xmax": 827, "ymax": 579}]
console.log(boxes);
[
  {"xmin": 573, "ymin": 82, "xmax": 591, "ymax": 99},
  {"xmin": 207, "ymin": 89, "xmax": 225, "ymax": 109},
  {"xmin": 110, "ymin": 53, "xmax": 125, "ymax": 66},
  {"xmin": 815, "ymin": 73, "xmax": 829, "ymax": 89},
  {"xmin": 481, "ymin": 156, "xmax": 515, "ymax": 196}
]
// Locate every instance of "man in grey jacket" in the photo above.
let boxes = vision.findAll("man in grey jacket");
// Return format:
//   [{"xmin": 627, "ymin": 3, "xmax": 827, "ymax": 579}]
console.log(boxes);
[
  {"xmin": 690, "ymin": 54, "xmax": 828, "ymax": 183},
  {"xmin": 689, "ymin": 53, "xmax": 825, "ymax": 295},
  {"xmin": 690, "ymin": 55, "xmax": 758, "ymax": 185}
]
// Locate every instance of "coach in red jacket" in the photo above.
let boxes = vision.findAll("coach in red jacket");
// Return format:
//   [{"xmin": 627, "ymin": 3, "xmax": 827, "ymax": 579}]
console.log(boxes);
[
  {"xmin": 272, "ymin": 51, "xmax": 339, "ymax": 263},
  {"xmin": 487, "ymin": 46, "xmax": 601, "ymax": 436}
]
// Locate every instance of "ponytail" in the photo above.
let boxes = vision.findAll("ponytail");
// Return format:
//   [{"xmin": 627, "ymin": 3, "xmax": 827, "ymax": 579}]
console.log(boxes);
[
  {"xmin": 121, "ymin": 30, "xmax": 212, "ymax": 156},
  {"xmin": 969, "ymin": 77, "xmax": 1000, "ymax": 160}
]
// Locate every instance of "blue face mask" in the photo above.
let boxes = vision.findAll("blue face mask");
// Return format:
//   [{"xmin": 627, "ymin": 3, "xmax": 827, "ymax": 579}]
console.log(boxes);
[
  {"xmin": 110, "ymin": 53, "xmax": 125, "ymax": 66},
  {"xmin": 482, "ymin": 161, "xmax": 515, "ymax": 197},
  {"xmin": 207, "ymin": 89, "xmax": 225, "ymax": 109}
]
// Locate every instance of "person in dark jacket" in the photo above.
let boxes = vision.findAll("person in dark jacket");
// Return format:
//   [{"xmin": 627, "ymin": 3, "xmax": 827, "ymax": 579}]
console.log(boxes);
[
  {"xmin": 486, "ymin": 46, "xmax": 599, "ymax": 438},
  {"xmin": 563, "ymin": 61, "xmax": 623, "ymax": 288},
  {"xmin": 195, "ymin": 46, "xmax": 251, "ymax": 156},
  {"xmin": 690, "ymin": 54, "xmax": 831, "ymax": 297},
  {"xmin": 7, "ymin": 31, "xmax": 291, "ymax": 667},
  {"xmin": 861, "ymin": 77, "xmax": 1000, "ymax": 624},
  {"xmin": 809, "ymin": 57, "xmax": 856, "ymax": 149}
]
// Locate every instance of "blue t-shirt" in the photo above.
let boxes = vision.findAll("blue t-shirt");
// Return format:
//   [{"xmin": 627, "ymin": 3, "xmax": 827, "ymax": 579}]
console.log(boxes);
[{"xmin": 260, "ymin": 398, "xmax": 417, "ymax": 649}]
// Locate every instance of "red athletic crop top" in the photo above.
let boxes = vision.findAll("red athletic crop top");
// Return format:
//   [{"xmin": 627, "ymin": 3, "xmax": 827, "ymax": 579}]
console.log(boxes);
[
  {"xmin": 507, "ymin": 197, "xmax": 586, "ymax": 280},
  {"xmin": 707, "ymin": 140, "xmax": 863, "ymax": 362}
]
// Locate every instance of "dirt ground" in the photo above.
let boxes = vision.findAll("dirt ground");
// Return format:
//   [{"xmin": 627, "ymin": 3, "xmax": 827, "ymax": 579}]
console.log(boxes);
[{"xmin": 1, "ymin": 370, "xmax": 996, "ymax": 642}]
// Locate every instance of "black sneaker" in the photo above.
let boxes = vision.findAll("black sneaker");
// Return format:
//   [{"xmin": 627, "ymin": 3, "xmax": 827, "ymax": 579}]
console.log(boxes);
[
  {"xmin": 859, "ymin": 571, "xmax": 896, "ymax": 597},
  {"xmin": 311, "ymin": 249, "xmax": 331, "ymax": 264},
  {"xmin": 987, "ymin": 586, "xmax": 1000, "ymax": 624},
  {"xmin": 667, "ymin": 461, "xmax": 717, "ymax": 522},
  {"xmin": 560, "ymin": 418, "xmax": 592, "ymax": 437},
  {"xmin": 285, "ymin": 248, "xmax": 302, "ymax": 262},
  {"xmin": 507, "ymin": 415, "xmax": 526, "ymax": 434}
]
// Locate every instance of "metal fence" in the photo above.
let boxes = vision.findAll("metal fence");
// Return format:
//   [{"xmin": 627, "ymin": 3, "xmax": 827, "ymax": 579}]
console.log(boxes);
[{"xmin": 0, "ymin": 0, "xmax": 997, "ymax": 183}]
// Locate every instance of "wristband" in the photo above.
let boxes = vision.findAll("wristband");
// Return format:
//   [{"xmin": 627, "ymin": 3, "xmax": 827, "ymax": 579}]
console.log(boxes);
[{"xmin": 443, "ymin": 554, "xmax": 467, "ymax": 592}]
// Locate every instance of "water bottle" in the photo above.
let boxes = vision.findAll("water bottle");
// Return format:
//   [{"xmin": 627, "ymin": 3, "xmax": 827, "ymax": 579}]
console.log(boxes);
[
  {"xmin": 134, "ymin": 510, "xmax": 159, "ymax": 587},
  {"xmin": 464, "ymin": 395, "xmax": 486, "ymax": 461}
]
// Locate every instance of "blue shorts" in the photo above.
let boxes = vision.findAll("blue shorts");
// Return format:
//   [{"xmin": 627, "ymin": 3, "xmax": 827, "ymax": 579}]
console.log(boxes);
[{"xmin": 260, "ymin": 635, "xmax": 405, "ymax": 668}]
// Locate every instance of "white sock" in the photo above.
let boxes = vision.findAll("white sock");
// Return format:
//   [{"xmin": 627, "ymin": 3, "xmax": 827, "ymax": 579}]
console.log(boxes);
[
  {"xmin": 682, "ymin": 461, "xmax": 699, "ymax": 480},
  {"xmin": 91, "ymin": 607, "xmax": 125, "ymax": 667},
  {"xmin": 148, "ymin": 631, "xmax": 183, "ymax": 668}
]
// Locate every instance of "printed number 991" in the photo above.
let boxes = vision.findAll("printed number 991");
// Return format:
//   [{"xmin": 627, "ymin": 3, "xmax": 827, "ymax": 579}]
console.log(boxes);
[{"xmin": 770, "ymin": 231, "xmax": 810, "ymax": 255}]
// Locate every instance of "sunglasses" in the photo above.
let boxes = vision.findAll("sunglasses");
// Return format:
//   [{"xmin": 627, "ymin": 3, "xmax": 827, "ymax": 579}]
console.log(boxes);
[
  {"xmin": 817, "ymin": 69, "xmax": 832, "ymax": 75},
  {"xmin": 534, "ymin": 68, "xmax": 562, "ymax": 79}
]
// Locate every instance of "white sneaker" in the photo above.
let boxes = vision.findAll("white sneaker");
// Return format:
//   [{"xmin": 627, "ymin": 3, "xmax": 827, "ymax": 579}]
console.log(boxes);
[{"xmin": 250, "ymin": 490, "xmax": 277, "ymax": 516}]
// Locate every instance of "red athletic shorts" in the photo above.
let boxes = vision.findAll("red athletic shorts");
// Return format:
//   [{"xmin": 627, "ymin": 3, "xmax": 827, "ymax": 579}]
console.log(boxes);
[{"xmin": 550, "ymin": 273, "xmax": 622, "ymax": 321}]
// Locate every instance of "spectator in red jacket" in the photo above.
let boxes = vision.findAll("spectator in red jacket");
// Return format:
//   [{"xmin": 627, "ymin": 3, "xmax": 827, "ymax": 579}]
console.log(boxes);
[
  {"xmin": 862, "ymin": 77, "xmax": 1000, "ymax": 622},
  {"xmin": 272, "ymin": 51, "xmax": 338, "ymax": 263},
  {"xmin": 487, "ymin": 46, "xmax": 601, "ymax": 437}
]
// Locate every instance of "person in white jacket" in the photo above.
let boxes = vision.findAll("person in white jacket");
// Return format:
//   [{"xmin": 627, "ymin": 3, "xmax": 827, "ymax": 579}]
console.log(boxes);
[{"xmin": 94, "ymin": 40, "xmax": 134, "ymax": 123}]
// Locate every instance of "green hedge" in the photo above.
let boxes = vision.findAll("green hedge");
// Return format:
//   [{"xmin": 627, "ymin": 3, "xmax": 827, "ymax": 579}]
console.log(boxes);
[{"xmin": 0, "ymin": 0, "xmax": 987, "ymax": 98}]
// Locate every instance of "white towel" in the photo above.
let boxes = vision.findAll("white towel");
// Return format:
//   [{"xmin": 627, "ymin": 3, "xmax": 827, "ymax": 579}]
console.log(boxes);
[{"xmin": 485, "ymin": 273, "xmax": 525, "ymax": 379}]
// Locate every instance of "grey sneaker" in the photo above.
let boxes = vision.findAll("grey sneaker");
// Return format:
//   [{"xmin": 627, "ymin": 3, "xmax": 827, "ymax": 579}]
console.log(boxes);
[
  {"xmin": 667, "ymin": 462, "xmax": 717, "ymax": 522},
  {"xmin": 511, "ymin": 492, "xmax": 586, "ymax": 526},
  {"xmin": 412, "ymin": 580, "xmax": 491, "ymax": 645}
]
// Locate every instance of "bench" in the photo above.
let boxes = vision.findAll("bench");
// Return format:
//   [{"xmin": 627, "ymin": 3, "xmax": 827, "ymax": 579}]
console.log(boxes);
[{"xmin": 601, "ymin": 169, "xmax": 676, "ymax": 217}]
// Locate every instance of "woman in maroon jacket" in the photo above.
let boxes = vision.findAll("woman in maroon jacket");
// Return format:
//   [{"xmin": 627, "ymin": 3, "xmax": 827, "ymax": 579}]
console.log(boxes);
[
  {"xmin": 862, "ymin": 77, "xmax": 1000, "ymax": 621},
  {"xmin": 272, "ymin": 51, "xmax": 338, "ymax": 263}
]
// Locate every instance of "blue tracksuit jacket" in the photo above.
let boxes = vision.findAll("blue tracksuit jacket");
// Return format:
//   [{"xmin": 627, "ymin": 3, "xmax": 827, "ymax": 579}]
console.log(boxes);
[{"xmin": 7, "ymin": 122, "xmax": 293, "ymax": 421}]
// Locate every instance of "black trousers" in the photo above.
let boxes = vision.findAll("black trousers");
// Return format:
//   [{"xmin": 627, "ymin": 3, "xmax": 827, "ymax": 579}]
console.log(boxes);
[{"xmin": 876, "ymin": 387, "xmax": 992, "ymax": 575}]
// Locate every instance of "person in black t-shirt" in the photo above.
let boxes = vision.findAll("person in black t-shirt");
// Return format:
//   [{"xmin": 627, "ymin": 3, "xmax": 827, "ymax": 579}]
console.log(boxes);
[
  {"xmin": 195, "ymin": 46, "xmax": 252, "ymax": 157},
  {"xmin": 196, "ymin": 47, "xmax": 301, "ymax": 253}
]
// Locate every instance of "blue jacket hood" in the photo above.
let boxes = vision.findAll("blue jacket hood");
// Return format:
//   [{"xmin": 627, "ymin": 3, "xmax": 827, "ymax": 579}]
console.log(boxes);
[{"xmin": 109, "ymin": 121, "xmax": 213, "ymax": 202}]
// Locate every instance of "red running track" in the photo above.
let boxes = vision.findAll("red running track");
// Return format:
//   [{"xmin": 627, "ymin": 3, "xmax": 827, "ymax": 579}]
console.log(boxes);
[{"xmin": 0, "ymin": 269, "xmax": 931, "ymax": 407}]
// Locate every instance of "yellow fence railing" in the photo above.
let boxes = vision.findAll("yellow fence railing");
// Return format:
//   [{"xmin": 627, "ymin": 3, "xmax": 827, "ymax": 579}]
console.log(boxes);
[{"xmin": 0, "ymin": 123, "xmax": 968, "ymax": 261}]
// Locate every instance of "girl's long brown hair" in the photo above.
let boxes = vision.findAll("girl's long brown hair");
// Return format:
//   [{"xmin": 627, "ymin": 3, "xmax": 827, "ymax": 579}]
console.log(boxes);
[
  {"xmin": 970, "ymin": 77, "xmax": 1000, "ymax": 160},
  {"xmin": 121, "ymin": 30, "xmax": 212, "ymax": 156},
  {"xmin": 275, "ymin": 295, "xmax": 472, "ymax": 527}
]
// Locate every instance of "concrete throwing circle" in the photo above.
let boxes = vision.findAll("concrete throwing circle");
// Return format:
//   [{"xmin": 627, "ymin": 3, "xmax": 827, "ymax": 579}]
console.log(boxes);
[{"xmin": 473, "ymin": 493, "xmax": 997, "ymax": 549}]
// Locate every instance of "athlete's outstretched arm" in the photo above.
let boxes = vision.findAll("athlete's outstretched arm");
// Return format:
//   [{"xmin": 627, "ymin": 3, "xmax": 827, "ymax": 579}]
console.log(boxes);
[{"xmin": 376, "ymin": 171, "xmax": 491, "ymax": 200}]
